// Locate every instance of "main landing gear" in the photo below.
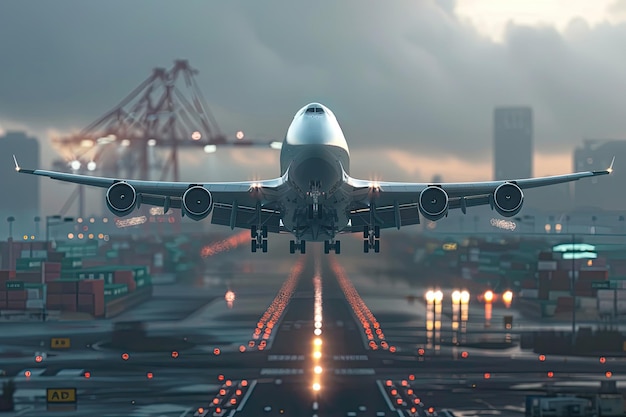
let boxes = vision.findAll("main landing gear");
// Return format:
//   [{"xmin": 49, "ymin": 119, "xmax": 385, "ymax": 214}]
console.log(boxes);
[
  {"xmin": 324, "ymin": 240, "xmax": 341, "ymax": 254},
  {"xmin": 289, "ymin": 240, "xmax": 306, "ymax": 254},
  {"xmin": 363, "ymin": 226, "xmax": 380, "ymax": 253},
  {"xmin": 251, "ymin": 225, "xmax": 268, "ymax": 253}
]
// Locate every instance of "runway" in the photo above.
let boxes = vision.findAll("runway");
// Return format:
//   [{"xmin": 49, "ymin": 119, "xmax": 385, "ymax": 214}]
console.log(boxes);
[{"xmin": 1, "ymin": 249, "xmax": 625, "ymax": 416}]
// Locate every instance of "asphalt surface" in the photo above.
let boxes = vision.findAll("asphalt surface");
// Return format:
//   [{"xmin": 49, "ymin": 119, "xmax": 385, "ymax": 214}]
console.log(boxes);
[{"xmin": 1, "ymin": 249, "xmax": 625, "ymax": 417}]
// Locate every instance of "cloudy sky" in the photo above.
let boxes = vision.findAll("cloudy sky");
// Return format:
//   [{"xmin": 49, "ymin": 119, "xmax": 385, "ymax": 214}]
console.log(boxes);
[{"xmin": 1, "ymin": 0, "xmax": 625, "ymax": 214}]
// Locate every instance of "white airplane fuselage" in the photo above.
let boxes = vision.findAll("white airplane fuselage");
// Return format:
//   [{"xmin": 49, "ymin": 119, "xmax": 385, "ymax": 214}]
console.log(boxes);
[{"xmin": 278, "ymin": 103, "xmax": 351, "ymax": 241}]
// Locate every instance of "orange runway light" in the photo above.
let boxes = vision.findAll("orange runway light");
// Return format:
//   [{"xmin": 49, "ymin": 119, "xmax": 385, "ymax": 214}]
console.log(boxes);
[
  {"xmin": 600, "ymin": 356, "xmax": 607, "ymax": 364},
  {"xmin": 219, "ymin": 389, "xmax": 226, "ymax": 396},
  {"xmin": 35, "ymin": 355, "xmax": 43, "ymax": 363},
  {"xmin": 385, "ymin": 380, "xmax": 392, "ymax": 387},
  {"xmin": 225, "ymin": 380, "xmax": 232, "ymax": 387},
  {"xmin": 539, "ymin": 354, "xmax": 546, "ymax": 362},
  {"xmin": 198, "ymin": 408, "xmax": 204, "ymax": 414},
  {"xmin": 213, "ymin": 398, "xmax": 219, "ymax": 405},
  {"xmin": 606, "ymin": 371, "xmax": 613, "ymax": 378},
  {"xmin": 547, "ymin": 371, "xmax": 554, "ymax": 378},
  {"xmin": 241, "ymin": 380, "xmax": 248, "ymax": 387}
]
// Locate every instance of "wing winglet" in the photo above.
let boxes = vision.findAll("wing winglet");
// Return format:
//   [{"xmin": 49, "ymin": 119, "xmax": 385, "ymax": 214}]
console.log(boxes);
[
  {"xmin": 13, "ymin": 155, "xmax": 35, "ymax": 174},
  {"xmin": 592, "ymin": 156, "xmax": 615, "ymax": 175}
]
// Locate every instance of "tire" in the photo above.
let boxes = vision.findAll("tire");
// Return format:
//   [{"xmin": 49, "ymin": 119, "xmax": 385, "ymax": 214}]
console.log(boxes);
[
  {"xmin": 251, "ymin": 240, "xmax": 257, "ymax": 253},
  {"xmin": 374, "ymin": 239, "xmax": 380, "ymax": 253},
  {"xmin": 335, "ymin": 240, "xmax": 341, "ymax": 255},
  {"xmin": 262, "ymin": 239, "xmax": 268, "ymax": 253},
  {"xmin": 363, "ymin": 226, "xmax": 369, "ymax": 239},
  {"xmin": 289, "ymin": 240, "xmax": 295, "ymax": 254},
  {"xmin": 324, "ymin": 241, "xmax": 330, "ymax": 254},
  {"xmin": 300, "ymin": 240, "xmax": 306, "ymax": 254},
  {"xmin": 363, "ymin": 240, "xmax": 369, "ymax": 253},
  {"xmin": 262, "ymin": 226, "xmax": 268, "ymax": 238},
  {"xmin": 251, "ymin": 225, "xmax": 257, "ymax": 239},
  {"xmin": 374, "ymin": 226, "xmax": 380, "ymax": 239}
]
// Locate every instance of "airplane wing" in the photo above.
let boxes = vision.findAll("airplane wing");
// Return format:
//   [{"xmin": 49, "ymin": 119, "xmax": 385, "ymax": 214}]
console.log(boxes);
[
  {"xmin": 13, "ymin": 156, "xmax": 289, "ymax": 233},
  {"xmin": 344, "ymin": 158, "xmax": 614, "ymax": 231}
]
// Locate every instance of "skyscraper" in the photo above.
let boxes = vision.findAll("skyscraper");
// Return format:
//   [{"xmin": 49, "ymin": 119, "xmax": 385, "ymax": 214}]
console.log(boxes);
[
  {"xmin": 493, "ymin": 107, "xmax": 533, "ymax": 180},
  {"xmin": 0, "ymin": 131, "xmax": 40, "ymax": 238}
]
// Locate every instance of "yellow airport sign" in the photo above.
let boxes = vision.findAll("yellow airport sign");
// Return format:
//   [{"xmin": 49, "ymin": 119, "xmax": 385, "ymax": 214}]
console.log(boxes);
[
  {"xmin": 50, "ymin": 338, "xmax": 71, "ymax": 349},
  {"xmin": 46, "ymin": 388, "xmax": 76, "ymax": 403}
]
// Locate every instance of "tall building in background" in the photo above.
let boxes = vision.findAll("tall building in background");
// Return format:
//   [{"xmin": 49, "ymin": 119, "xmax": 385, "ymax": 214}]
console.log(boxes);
[
  {"xmin": 493, "ymin": 107, "xmax": 533, "ymax": 180},
  {"xmin": 0, "ymin": 131, "xmax": 40, "ymax": 239},
  {"xmin": 573, "ymin": 139, "xmax": 625, "ymax": 210}
]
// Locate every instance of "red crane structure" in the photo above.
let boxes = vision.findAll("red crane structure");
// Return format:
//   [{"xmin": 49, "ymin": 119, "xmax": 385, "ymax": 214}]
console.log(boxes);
[{"xmin": 51, "ymin": 60, "xmax": 271, "ymax": 219}]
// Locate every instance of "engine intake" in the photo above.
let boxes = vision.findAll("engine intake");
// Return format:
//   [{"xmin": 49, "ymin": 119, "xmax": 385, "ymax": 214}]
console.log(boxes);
[
  {"xmin": 493, "ymin": 182, "xmax": 524, "ymax": 217},
  {"xmin": 182, "ymin": 186, "xmax": 213, "ymax": 221},
  {"xmin": 105, "ymin": 182, "xmax": 137, "ymax": 217},
  {"xmin": 418, "ymin": 186, "xmax": 449, "ymax": 221}
]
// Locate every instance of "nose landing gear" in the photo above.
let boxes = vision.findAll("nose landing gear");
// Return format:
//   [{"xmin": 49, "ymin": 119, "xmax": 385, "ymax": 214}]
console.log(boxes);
[{"xmin": 251, "ymin": 225, "xmax": 268, "ymax": 253}]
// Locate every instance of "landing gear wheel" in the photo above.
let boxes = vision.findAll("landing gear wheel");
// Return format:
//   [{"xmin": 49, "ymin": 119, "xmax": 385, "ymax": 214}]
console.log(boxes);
[
  {"xmin": 262, "ymin": 226, "xmax": 268, "ymax": 238},
  {"xmin": 363, "ymin": 240, "xmax": 370, "ymax": 253},
  {"xmin": 290, "ymin": 240, "xmax": 296, "ymax": 254},
  {"xmin": 374, "ymin": 240, "xmax": 380, "ymax": 253},
  {"xmin": 251, "ymin": 240, "xmax": 257, "ymax": 253},
  {"xmin": 324, "ymin": 240, "xmax": 330, "ymax": 254},
  {"xmin": 335, "ymin": 240, "xmax": 341, "ymax": 255},
  {"xmin": 262, "ymin": 239, "xmax": 268, "ymax": 253},
  {"xmin": 363, "ymin": 226, "xmax": 369, "ymax": 239},
  {"xmin": 300, "ymin": 240, "xmax": 306, "ymax": 254},
  {"xmin": 251, "ymin": 225, "xmax": 257, "ymax": 239},
  {"xmin": 374, "ymin": 226, "xmax": 381, "ymax": 239}
]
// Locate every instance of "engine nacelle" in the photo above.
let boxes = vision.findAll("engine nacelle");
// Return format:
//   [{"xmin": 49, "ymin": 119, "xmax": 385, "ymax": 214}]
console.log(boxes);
[
  {"xmin": 182, "ymin": 186, "xmax": 213, "ymax": 221},
  {"xmin": 418, "ymin": 186, "xmax": 449, "ymax": 221},
  {"xmin": 105, "ymin": 182, "xmax": 137, "ymax": 217},
  {"xmin": 493, "ymin": 182, "xmax": 524, "ymax": 217}
]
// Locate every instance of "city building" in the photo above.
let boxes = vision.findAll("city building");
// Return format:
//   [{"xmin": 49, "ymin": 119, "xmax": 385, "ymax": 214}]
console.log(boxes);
[
  {"xmin": 0, "ymin": 131, "xmax": 40, "ymax": 239},
  {"xmin": 573, "ymin": 139, "xmax": 626, "ymax": 211},
  {"xmin": 493, "ymin": 107, "xmax": 533, "ymax": 180}
]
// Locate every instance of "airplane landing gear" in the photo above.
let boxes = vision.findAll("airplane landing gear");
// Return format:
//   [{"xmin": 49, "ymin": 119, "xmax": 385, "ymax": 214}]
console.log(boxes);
[
  {"xmin": 289, "ymin": 240, "xmax": 306, "ymax": 254},
  {"xmin": 363, "ymin": 225, "xmax": 380, "ymax": 253},
  {"xmin": 324, "ymin": 240, "xmax": 341, "ymax": 254},
  {"xmin": 251, "ymin": 225, "xmax": 268, "ymax": 253}
]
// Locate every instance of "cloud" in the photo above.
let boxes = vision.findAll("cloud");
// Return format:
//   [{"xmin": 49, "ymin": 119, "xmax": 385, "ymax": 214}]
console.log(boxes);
[{"xmin": 0, "ymin": 0, "xmax": 625, "ymax": 174}]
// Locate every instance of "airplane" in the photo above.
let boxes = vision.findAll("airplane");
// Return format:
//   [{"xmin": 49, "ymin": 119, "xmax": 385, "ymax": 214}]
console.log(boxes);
[{"xmin": 14, "ymin": 102, "xmax": 614, "ymax": 255}]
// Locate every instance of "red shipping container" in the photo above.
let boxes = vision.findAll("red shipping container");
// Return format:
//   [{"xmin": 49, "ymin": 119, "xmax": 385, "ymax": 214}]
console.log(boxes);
[
  {"xmin": 114, "ymin": 270, "xmax": 134, "ymax": 281},
  {"xmin": 113, "ymin": 275, "xmax": 136, "ymax": 292},
  {"xmin": 7, "ymin": 300, "xmax": 26, "ymax": 310},
  {"xmin": 579, "ymin": 270, "xmax": 608, "ymax": 281},
  {"xmin": 61, "ymin": 294, "xmax": 77, "ymax": 306},
  {"xmin": 7, "ymin": 290, "xmax": 26, "ymax": 301},
  {"xmin": 16, "ymin": 272, "xmax": 42, "ymax": 283},
  {"xmin": 45, "ymin": 273, "xmax": 61, "ymax": 283},
  {"xmin": 63, "ymin": 303, "xmax": 77, "ymax": 312},
  {"xmin": 61, "ymin": 281, "xmax": 79, "ymax": 293},
  {"xmin": 43, "ymin": 262, "xmax": 61, "ymax": 273},
  {"xmin": 47, "ymin": 282, "xmax": 65, "ymax": 294},
  {"xmin": 0, "ymin": 270, "xmax": 12, "ymax": 280},
  {"xmin": 46, "ymin": 294, "xmax": 62, "ymax": 305},
  {"xmin": 78, "ymin": 294, "xmax": 93, "ymax": 305},
  {"xmin": 78, "ymin": 279, "xmax": 104, "ymax": 295}
]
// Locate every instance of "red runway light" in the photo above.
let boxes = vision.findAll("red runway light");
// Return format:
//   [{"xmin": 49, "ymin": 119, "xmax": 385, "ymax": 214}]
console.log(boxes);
[
  {"xmin": 122, "ymin": 353, "xmax": 129, "ymax": 360},
  {"xmin": 396, "ymin": 398, "xmax": 403, "ymax": 405},
  {"xmin": 147, "ymin": 372, "xmax": 153, "ymax": 379},
  {"xmin": 389, "ymin": 346, "xmax": 397, "ymax": 353},
  {"xmin": 198, "ymin": 408, "xmax": 204, "ymax": 413},
  {"xmin": 391, "ymin": 389, "xmax": 398, "ymax": 396},
  {"xmin": 414, "ymin": 398, "xmax": 421, "ymax": 404},
  {"xmin": 219, "ymin": 389, "xmax": 226, "ymax": 396},
  {"xmin": 225, "ymin": 380, "xmax": 232, "ymax": 387},
  {"xmin": 212, "ymin": 398, "xmax": 219, "ymax": 405},
  {"xmin": 539, "ymin": 354, "xmax": 546, "ymax": 362},
  {"xmin": 24, "ymin": 370, "xmax": 31, "ymax": 377},
  {"xmin": 401, "ymin": 380, "xmax": 408, "ymax": 386},
  {"xmin": 484, "ymin": 372, "xmax": 491, "ymax": 379},
  {"xmin": 606, "ymin": 371, "xmax": 613, "ymax": 378},
  {"xmin": 461, "ymin": 351, "xmax": 469, "ymax": 359},
  {"xmin": 218, "ymin": 374, "xmax": 225, "ymax": 381},
  {"xmin": 600, "ymin": 356, "xmax": 607, "ymax": 364},
  {"xmin": 171, "ymin": 351, "xmax": 179, "ymax": 358},
  {"xmin": 429, "ymin": 407, "xmax": 435, "ymax": 413},
  {"xmin": 84, "ymin": 372, "xmax": 91, "ymax": 379},
  {"xmin": 241, "ymin": 380, "xmax": 248, "ymax": 387},
  {"xmin": 547, "ymin": 371, "xmax": 554, "ymax": 378},
  {"xmin": 213, "ymin": 348, "xmax": 221, "ymax": 356},
  {"xmin": 408, "ymin": 374, "xmax": 415, "ymax": 380},
  {"xmin": 239, "ymin": 345, "xmax": 246, "ymax": 353},
  {"xmin": 418, "ymin": 348, "xmax": 425, "ymax": 356}
]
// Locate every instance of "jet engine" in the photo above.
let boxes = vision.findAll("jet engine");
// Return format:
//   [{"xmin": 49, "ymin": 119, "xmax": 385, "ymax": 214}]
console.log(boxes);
[
  {"xmin": 418, "ymin": 186, "xmax": 449, "ymax": 221},
  {"xmin": 493, "ymin": 182, "xmax": 524, "ymax": 217},
  {"xmin": 182, "ymin": 186, "xmax": 213, "ymax": 221},
  {"xmin": 105, "ymin": 182, "xmax": 137, "ymax": 217}
]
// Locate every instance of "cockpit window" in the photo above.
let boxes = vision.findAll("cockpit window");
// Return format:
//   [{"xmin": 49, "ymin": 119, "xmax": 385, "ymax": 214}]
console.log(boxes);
[
  {"xmin": 306, "ymin": 107, "xmax": 317, "ymax": 113},
  {"xmin": 306, "ymin": 107, "xmax": 324, "ymax": 114}
]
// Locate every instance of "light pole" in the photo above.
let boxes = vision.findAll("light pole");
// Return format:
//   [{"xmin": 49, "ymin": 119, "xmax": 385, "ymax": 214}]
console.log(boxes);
[
  {"xmin": 34, "ymin": 216, "xmax": 40, "ymax": 239},
  {"xmin": 7, "ymin": 216, "xmax": 15, "ymax": 271}
]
